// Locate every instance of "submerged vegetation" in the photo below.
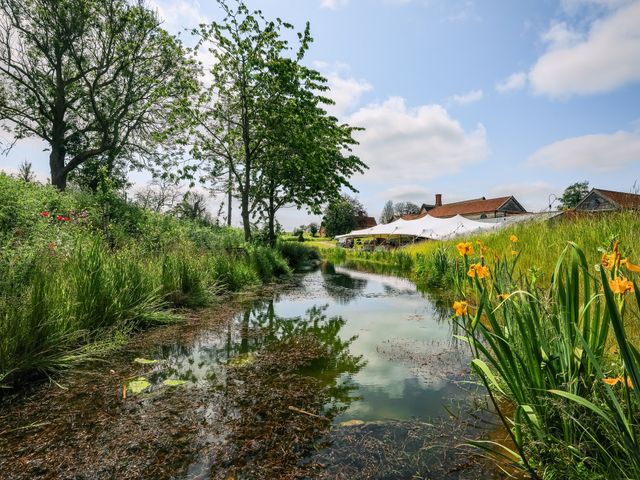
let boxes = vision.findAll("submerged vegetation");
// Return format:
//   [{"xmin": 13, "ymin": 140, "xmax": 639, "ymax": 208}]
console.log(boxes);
[{"xmin": 0, "ymin": 174, "xmax": 302, "ymax": 388}]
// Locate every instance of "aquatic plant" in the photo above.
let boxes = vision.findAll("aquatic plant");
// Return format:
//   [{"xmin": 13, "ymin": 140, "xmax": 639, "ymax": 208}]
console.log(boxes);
[{"xmin": 455, "ymin": 239, "xmax": 640, "ymax": 479}]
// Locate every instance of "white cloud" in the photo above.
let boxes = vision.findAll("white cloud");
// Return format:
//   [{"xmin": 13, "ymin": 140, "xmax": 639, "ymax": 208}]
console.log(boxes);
[
  {"xmin": 540, "ymin": 22, "xmax": 584, "ymax": 49},
  {"xmin": 320, "ymin": 0, "xmax": 349, "ymax": 10},
  {"xmin": 377, "ymin": 184, "xmax": 433, "ymax": 203},
  {"xmin": 450, "ymin": 89, "xmax": 484, "ymax": 106},
  {"xmin": 529, "ymin": 1, "xmax": 640, "ymax": 96},
  {"xmin": 528, "ymin": 130, "xmax": 640, "ymax": 172},
  {"xmin": 315, "ymin": 62, "xmax": 373, "ymax": 117},
  {"xmin": 147, "ymin": 0, "xmax": 207, "ymax": 34},
  {"xmin": 348, "ymin": 97, "xmax": 488, "ymax": 182},
  {"xmin": 495, "ymin": 72, "xmax": 527, "ymax": 93},
  {"xmin": 490, "ymin": 181, "xmax": 557, "ymax": 211}
]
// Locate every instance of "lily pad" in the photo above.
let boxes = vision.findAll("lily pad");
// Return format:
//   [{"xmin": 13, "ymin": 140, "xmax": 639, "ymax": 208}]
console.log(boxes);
[
  {"xmin": 127, "ymin": 377, "xmax": 151, "ymax": 394},
  {"xmin": 133, "ymin": 357, "xmax": 159, "ymax": 365},
  {"xmin": 162, "ymin": 379, "xmax": 188, "ymax": 387},
  {"xmin": 228, "ymin": 352, "xmax": 256, "ymax": 367}
]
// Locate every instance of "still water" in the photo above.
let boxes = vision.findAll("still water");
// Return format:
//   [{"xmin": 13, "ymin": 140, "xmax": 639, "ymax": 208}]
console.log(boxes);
[{"xmin": 147, "ymin": 262, "xmax": 471, "ymax": 424}]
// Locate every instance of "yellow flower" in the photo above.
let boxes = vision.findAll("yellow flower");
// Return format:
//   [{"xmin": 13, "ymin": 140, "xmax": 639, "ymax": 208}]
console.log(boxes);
[
  {"xmin": 497, "ymin": 293, "xmax": 510, "ymax": 301},
  {"xmin": 476, "ymin": 240, "xmax": 488, "ymax": 255},
  {"xmin": 602, "ymin": 376, "xmax": 634, "ymax": 388},
  {"xmin": 602, "ymin": 377, "xmax": 621, "ymax": 386},
  {"xmin": 467, "ymin": 263, "xmax": 490, "ymax": 279},
  {"xmin": 609, "ymin": 277, "xmax": 634, "ymax": 295},
  {"xmin": 509, "ymin": 234, "xmax": 518, "ymax": 243},
  {"xmin": 602, "ymin": 240, "xmax": 623, "ymax": 271},
  {"xmin": 453, "ymin": 301, "xmax": 468, "ymax": 317},
  {"xmin": 625, "ymin": 260, "xmax": 640, "ymax": 273},
  {"xmin": 456, "ymin": 242, "xmax": 474, "ymax": 257},
  {"xmin": 511, "ymin": 250, "xmax": 519, "ymax": 256}
]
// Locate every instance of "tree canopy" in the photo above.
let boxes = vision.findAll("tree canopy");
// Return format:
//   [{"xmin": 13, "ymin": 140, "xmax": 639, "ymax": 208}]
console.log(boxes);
[
  {"xmin": 322, "ymin": 194, "xmax": 366, "ymax": 238},
  {"xmin": 193, "ymin": 0, "xmax": 365, "ymax": 243},
  {"xmin": 560, "ymin": 181, "xmax": 590, "ymax": 209},
  {"xmin": 0, "ymin": 0, "xmax": 197, "ymax": 190}
]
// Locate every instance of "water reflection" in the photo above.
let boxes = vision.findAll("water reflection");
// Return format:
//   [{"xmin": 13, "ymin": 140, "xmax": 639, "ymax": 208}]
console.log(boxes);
[{"xmin": 149, "ymin": 263, "xmax": 471, "ymax": 425}]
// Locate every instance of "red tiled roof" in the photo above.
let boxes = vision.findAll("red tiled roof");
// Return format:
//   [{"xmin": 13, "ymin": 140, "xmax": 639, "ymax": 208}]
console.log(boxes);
[
  {"xmin": 593, "ymin": 189, "xmax": 640, "ymax": 209},
  {"xmin": 356, "ymin": 216, "xmax": 377, "ymax": 228},
  {"xmin": 426, "ymin": 196, "xmax": 517, "ymax": 218}
]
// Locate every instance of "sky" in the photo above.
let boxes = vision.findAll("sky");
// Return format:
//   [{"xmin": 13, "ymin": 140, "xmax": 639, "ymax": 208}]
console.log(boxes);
[{"xmin": 2, "ymin": 0, "xmax": 640, "ymax": 229}]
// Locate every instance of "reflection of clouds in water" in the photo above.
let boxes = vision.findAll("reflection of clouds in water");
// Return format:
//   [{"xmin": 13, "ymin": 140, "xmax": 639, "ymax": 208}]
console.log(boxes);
[{"xmin": 334, "ymin": 265, "xmax": 417, "ymax": 293}]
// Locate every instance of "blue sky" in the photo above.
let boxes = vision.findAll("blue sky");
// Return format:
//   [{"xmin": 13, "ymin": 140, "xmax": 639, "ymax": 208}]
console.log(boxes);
[{"xmin": 2, "ymin": 0, "xmax": 640, "ymax": 228}]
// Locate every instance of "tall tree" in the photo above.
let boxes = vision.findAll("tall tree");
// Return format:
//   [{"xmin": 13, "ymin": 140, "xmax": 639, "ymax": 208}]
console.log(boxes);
[
  {"xmin": 560, "ymin": 181, "xmax": 590, "ymax": 209},
  {"xmin": 394, "ymin": 201, "xmax": 420, "ymax": 217},
  {"xmin": 322, "ymin": 194, "xmax": 366, "ymax": 238},
  {"xmin": 0, "ymin": 0, "xmax": 197, "ymax": 190},
  {"xmin": 193, "ymin": 0, "xmax": 364, "ymax": 243},
  {"xmin": 380, "ymin": 200, "xmax": 394, "ymax": 224},
  {"xmin": 252, "ymin": 52, "xmax": 364, "ymax": 245}
]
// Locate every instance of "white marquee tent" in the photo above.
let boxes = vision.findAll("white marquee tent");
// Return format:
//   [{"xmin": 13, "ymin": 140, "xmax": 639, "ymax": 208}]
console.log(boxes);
[{"xmin": 335, "ymin": 214, "xmax": 501, "ymax": 241}]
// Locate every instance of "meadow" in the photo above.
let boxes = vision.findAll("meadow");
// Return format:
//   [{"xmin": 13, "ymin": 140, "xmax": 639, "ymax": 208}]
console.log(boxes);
[{"xmin": 0, "ymin": 174, "xmax": 310, "ymax": 389}]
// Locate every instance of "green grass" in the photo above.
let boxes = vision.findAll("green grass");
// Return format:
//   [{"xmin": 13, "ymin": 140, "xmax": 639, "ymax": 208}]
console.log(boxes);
[
  {"xmin": 457, "ymin": 242, "xmax": 640, "ymax": 479},
  {"xmin": 0, "ymin": 174, "xmax": 292, "ymax": 388}
]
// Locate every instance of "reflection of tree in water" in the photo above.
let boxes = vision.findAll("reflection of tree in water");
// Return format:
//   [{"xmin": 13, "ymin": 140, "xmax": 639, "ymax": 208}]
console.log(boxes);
[
  {"xmin": 212, "ymin": 302, "xmax": 365, "ymax": 478},
  {"xmin": 320, "ymin": 262, "xmax": 368, "ymax": 304}
]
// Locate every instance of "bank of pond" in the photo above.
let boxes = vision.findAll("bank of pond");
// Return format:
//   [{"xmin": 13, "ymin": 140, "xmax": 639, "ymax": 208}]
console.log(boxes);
[{"xmin": 1, "ymin": 260, "xmax": 503, "ymax": 479}]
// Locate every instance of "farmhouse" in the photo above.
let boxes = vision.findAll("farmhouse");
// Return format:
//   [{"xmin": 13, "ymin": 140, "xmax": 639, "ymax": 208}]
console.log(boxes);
[
  {"xmin": 575, "ymin": 188, "xmax": 640, "ymax": 212},
  {"xmin": 402, "ymin": 194, "xmax": 528, "ymax": 220}
]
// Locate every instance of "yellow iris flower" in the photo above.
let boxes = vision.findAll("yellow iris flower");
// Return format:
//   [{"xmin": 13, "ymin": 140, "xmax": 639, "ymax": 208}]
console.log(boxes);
[{"xmin": 453, "ymin": 301, "xmax": 468, "ymax": 317}]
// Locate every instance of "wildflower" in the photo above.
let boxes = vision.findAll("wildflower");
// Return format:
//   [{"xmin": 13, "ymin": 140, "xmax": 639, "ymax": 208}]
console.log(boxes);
[
  {"xmin": 56, "ymin": 215, "xmax": 63, "ymax": 221},
  {"xmin": 497, "ymin": 293, "xmax": 510, "ymax": 301},
  {"xmin": 63, "ymin": 217, "xmax": 70, "ymax": 221},
  {"xmin": 510, "ymin": 234, "xmax": 518, "ymax": 243},
  {"xmin": 602, "ymin": 376, "xmax": 634, "ymax": 388},
  {"xmin": 456, "ymin": 242, "xmax": 474, "ymax": 257},
  {"xmin": 39, "ymin": 211, "xmax": 49, "ymax": 217},
  {"xmin": 624, "ymin": 260, "xmax": 640, "ymax": 273},
  {"xmin": 453, "ymin": 301, "xmax": 468, "ymax": 317},
  {"xmin": 609, "ymin": 277, "xmax": 634, "ymax": 295},
  {"xmin": 467, "ymin": 263, "xmax": 489, "ymax": 279},
  {"xmin": 602, "ymin": 377, "xmax": 621, "ymax": 386},
  {"xmin": 476, "ymin": 240, "xmax": 487, "ymax": 255},
  {"xmin": 511, "ymin": 250, "xmax": 519, "ymax": 256},
  {"xmin": 602, "ymin": 241, "xmax": 623, "ymax": 271}
]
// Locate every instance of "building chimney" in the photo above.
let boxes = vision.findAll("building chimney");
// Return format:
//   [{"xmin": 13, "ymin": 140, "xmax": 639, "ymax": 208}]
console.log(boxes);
[{"xmin": 435, "ymin": 194, "xmax": 442, "ymax": 207}]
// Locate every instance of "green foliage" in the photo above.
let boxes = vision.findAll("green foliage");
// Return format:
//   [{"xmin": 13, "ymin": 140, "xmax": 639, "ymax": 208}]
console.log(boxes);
[
  {"xmin": 193, "ymin": 0, "xmax": 365, "ymax": 243},
  {"xmin": 322, "ymin": 194, "xmax": 366, "ymax": 237},
  {"xmin": 0, "ymin": 175, "xmax": 290, "ymax": 387},
  {"xmin": 455, "ymin": 242, "xmax": 640, "ymax": 478},
  {"xmin": 0, "ymin": 0, "xmax": 197, "ymax": 190},
  {"xmin": 560, "ymin": 180, "xmax": 590, "ymax": 209},
  {"xmin": 277, "ymin": 241, "xmax": 320, "ymax": 269}
]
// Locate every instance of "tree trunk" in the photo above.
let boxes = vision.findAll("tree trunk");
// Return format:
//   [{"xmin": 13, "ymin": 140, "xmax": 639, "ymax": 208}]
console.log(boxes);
[
  {"xmin": 268, "ymin": 194, "xmax": 276, "ymax": 247},
  {"xmin": 49, "ymin": 145, "xmax": 67, "ymax": 190},
  {"xmin": 241, "ymin": 195, "xmax": 251, "ymax": 242},
  {"xmin": 227, "ymin": 165, "xmax": 232, "ymax": 227}
]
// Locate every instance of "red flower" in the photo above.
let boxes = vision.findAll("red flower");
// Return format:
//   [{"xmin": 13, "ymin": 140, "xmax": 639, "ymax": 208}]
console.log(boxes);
[
  {"xmin": 56, "ymin": 215, "xmax": 63, "ymax": 221},
  {"xmin": 63, "ymin": 217, "xmax": 70, "ymax": 221},
  {"xmin": 40, "ymin": 211, "xmax": 49, "ymax": 217}
]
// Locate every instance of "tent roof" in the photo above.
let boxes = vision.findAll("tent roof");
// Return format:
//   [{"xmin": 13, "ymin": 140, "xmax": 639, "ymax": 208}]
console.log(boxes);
[{"xmin": 335, "ymin": 214, "xmax": 499, "ymax": 240}]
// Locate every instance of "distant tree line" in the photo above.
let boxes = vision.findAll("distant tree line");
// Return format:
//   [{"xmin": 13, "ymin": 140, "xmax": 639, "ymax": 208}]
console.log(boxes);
[{"xmin": 0, "ymin": 0, "xmax": 366, "ymax": 244}]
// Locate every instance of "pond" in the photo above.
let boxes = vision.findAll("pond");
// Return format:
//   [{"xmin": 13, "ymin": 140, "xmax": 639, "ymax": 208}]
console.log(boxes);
[
  {"xmin": 0, "ymin": 261, "xmax": 504, "ymax": 480},
  {"xmin": 146, "ymin": 262, "xmax": 472, "ymax": 425}
]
